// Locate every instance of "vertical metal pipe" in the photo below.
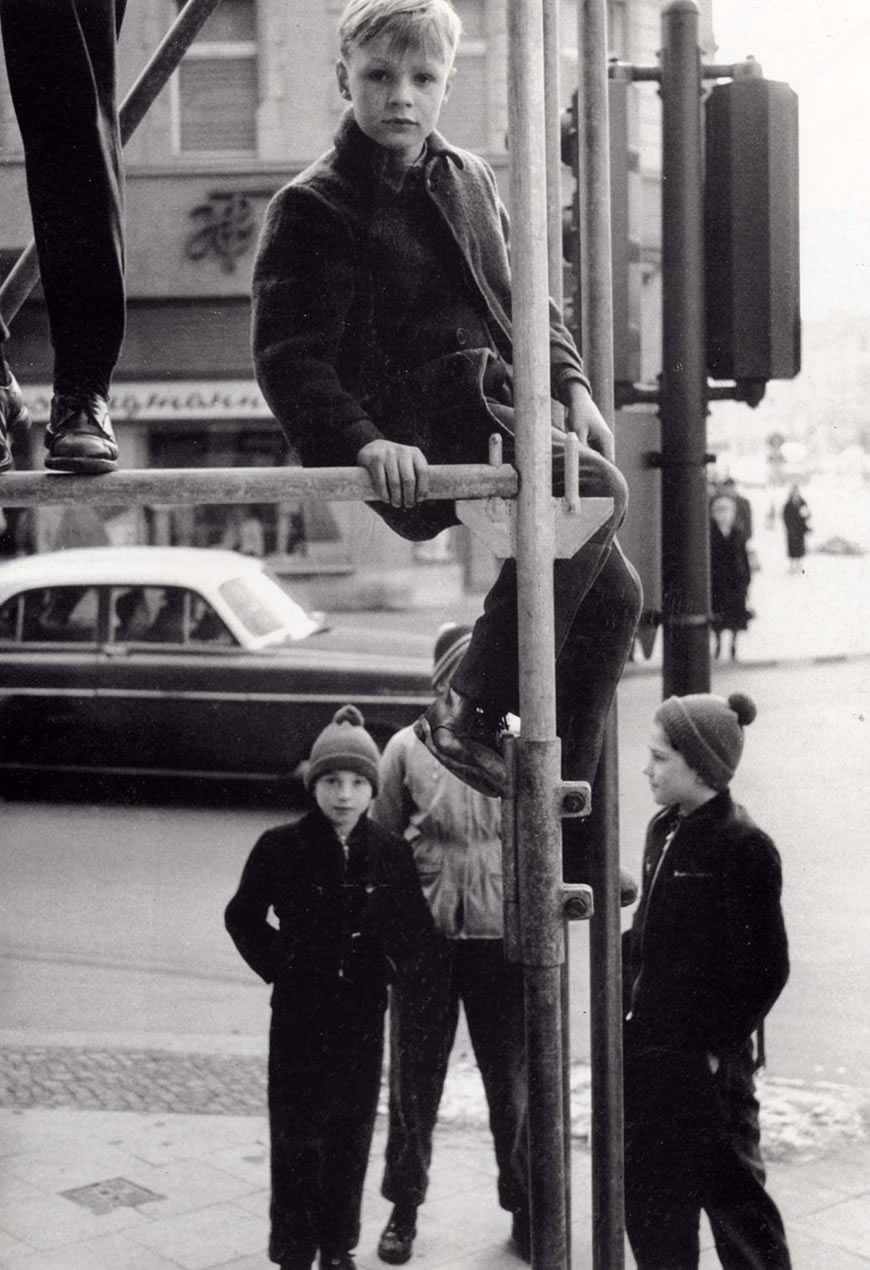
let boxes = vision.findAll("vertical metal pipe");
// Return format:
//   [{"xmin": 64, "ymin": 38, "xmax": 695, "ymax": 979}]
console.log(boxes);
[
  {"xmin": 542, "ymin": 4, "xmax": 574, "ymax": 1253},
  {"xmin": 577, "ymin": 1, "xmax": 626, "ymax": 1264},
  {"xmin": 660, "ymin": 0, "xmax": 711, "ymax": 696},
  {"xmin": 507, "ymin": 3, "xmax": 568, "ymax": 1266}
]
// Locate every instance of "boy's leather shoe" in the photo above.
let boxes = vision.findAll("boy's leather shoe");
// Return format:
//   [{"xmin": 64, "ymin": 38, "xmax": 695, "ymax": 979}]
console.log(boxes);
[
  {"xmin": 511, "ymin": 1207, "xmax": 531, "ymax": 1262},
  {"xmin": 0, "ymin": 372, "xmax": 31, "ymax": 472},
  {"xmin": 377, "ymin": 1204, "xmax": 417, "ymax": 1264},
  {"xmin": 318, "ymin": 1254, "xmax": 355, "ymax": 1270},
  {"xmin": 44, "ymin": 392, "xmax": 119, "ymax": 474},
  {"xmin": 414, "ymin": 686, "xmax": 509, "ymax": 798}
]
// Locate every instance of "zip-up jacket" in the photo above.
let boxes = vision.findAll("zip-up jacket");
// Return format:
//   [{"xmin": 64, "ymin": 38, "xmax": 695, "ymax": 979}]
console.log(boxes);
[{"xmin": 624, "ymin": 792, "xmax": 789, "ymax": 1057}]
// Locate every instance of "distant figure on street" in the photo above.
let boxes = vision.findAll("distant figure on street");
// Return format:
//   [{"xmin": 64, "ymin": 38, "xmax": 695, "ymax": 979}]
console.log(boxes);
[
  {"xmin": 709, "ymin": 494, "xmax": 753, "ymax": 661},
  {"xmin": 624, "ymin": 691, "xmax": 791, "ymax": 1270},
  {"xmin": 782, "ymin": 485, "xmax": 811, "ymax": 573},
  {"xmin": 0, "ymin": 0, "xmax": 125, "ymax": 474}
]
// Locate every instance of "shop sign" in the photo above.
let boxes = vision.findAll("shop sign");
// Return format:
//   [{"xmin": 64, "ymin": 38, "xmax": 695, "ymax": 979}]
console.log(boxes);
[{"xmin": 22, "ymin": 381, "xmax": 272, "ymax": 423}]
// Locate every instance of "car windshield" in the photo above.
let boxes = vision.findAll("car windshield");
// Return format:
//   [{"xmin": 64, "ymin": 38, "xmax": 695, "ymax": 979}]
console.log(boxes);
[{"xmin": 218, "ymin": 570, "xmax": 320, "ymax": 642}]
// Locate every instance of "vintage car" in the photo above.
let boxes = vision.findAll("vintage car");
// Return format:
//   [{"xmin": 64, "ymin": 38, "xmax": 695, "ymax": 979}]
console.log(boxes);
[{"xmin": 0, "ymin": 546, "xmax": 433, "ymax": 795}]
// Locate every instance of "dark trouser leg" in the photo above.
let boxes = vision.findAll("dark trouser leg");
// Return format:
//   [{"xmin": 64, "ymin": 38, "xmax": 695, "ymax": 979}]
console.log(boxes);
[
  {"xmin": 455, "ymin": 940, "xmax": 529, "ymax": 1214},
  {"xmin": 382, "ymin": 935, "xmax": 460, "ymax": 1208},
  {"xmin": 0, "ymin": 0, "xmax": 126, "ymax": 396},
  {"xmin": 452, "ymin": 437, "xmax": 636, "ymax": 728},
  {"xmin": 703, "ymin": 1050, "xmax": 791, "ymax": 1270},
  {"xmin": 318, "ymin": 1020, "xmax": 384, "ymax": 1254},
  {"xmin": 268, "ymin": 1023, "xmax": 320, "ymax": 1266},
  {"xmin": 624, "ymin": 1118, "xmax": 702, "ymax": 1269}
]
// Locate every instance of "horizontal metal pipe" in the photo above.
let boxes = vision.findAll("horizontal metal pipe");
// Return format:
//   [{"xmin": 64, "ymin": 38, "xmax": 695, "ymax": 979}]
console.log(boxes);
[{"xmin": 0, "ymin": 463, "xmax": 518, "ymax": 509}]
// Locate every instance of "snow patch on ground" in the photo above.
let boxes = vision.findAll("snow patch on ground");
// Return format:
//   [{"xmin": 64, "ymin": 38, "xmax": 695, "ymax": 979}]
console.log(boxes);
[{"xmin": 381, "ymin": 1051, "xmax": 869, "ymax": 1164}]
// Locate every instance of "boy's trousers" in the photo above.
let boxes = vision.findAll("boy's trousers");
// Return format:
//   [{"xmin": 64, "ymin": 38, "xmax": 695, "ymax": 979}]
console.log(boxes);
[
  {"xmin": 268, "ymin": 1006, "xmax": 384, "ymax": 1264},
  {"xmin": 0, "ymin": 0, "xmax": 126, "ymax": 396},
  {"xmin": 623, "ymin": 1037, "xmax": 791, "ymax": 1270},
  {"xmin": 382, "ymin": 936, "xmax": 529, "ymax": 1216}
]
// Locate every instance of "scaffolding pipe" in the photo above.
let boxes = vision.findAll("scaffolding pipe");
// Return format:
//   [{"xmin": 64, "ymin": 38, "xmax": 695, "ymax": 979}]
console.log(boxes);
[
  {"xmin": 541, "ymin": 3, "xmax": 575, "ymax": 1253},
  {"xmin": 0, "ymin": 462, "xmax": 517, "ymax": 510},
  {"xmin": 508, "ymin": 3, "xmax": 569, "ymax": 1267},
  {"xmin": 0, "ymin": 0, "xmax": 226, "ymax": 329},
  {"xmin": 576, "ymin": 0, "xmax": 628, "ymax": 1264}
]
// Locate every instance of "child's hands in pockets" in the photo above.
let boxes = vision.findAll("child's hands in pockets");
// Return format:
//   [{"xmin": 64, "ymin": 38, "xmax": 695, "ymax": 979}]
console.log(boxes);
[{"xmin": 358, "ymin": 439, "xmax": 430, "ymax": 508}]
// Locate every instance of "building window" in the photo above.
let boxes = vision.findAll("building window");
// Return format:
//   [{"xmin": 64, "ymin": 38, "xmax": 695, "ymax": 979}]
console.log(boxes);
[{"xmin": 174, "ymin": 0, "xmax": 258, "ymax": 155}]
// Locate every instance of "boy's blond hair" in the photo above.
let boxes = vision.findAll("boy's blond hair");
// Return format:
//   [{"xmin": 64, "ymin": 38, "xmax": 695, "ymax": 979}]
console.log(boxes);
[{"xmin": 338, "ymin": 0, "xmax": 462, "ymax": 63}]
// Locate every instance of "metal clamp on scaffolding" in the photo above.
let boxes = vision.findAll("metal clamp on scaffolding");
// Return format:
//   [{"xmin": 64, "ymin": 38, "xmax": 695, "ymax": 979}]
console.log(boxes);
[{"xmin": 455, "ymin": 432, "xmax": 613, "ymax": 559}]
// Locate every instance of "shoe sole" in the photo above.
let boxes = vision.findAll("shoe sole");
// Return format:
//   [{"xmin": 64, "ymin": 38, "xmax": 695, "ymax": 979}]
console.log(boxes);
[
  {"xmin": 44, "ymin": 455, "xmax": 118, "ymax": 475},
  {"xmin": 413, "ymin": 716, "xmax": 507, "ymax": 799},
  {"xmin": 377, "ymin": 1236, "xmax": 415, "ymax": 1265}
]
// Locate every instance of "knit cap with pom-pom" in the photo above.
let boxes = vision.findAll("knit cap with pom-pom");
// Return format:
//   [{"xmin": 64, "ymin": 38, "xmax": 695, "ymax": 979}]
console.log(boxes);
[
  {"xmin": 305, "ymin": 704, "xmax": 381, "ymax": 794},
  {"xmin": 654, "ymin": 691, "xmax": 757, "ymax": 791},
  {"xmin": 431, "ymin": 622, "xmax": 473, "ymax": 690}
]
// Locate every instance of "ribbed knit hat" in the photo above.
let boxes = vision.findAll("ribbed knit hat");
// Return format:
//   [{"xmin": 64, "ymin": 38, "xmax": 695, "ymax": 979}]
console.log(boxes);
[
  {"xmin": 431, "ymin": 622, "xmax": 472, "ymax": 690},
  {"xmin": 654, "ymin": 691, "xmax": 757, "ymax": 791},
  {"xmin": 305, "ymin": 704, "xmax": 380, "ymax": 794}
]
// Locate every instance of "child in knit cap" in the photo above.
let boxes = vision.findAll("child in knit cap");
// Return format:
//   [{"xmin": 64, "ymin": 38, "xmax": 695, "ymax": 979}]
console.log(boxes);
[
  {"xmin": 225, "ymin": 705, "xmax": 432, "ymax": 1270},
  {"xmin": 622, "ymin": 691, "xmax": 791, "ymax": 1270}
]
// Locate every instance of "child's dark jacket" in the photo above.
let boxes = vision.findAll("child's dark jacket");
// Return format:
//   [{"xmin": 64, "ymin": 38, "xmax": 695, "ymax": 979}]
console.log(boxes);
[
  {"xmin": 624, "ymin": 792, "xmax": 789, "ymax": 1058},
  {"xmin": 225, "ymin": 807, "xmax": 432, "ymax": 1025},
  {"xmin": 252, "ymin": 112, "xmax": 588, "ymax": 471}
]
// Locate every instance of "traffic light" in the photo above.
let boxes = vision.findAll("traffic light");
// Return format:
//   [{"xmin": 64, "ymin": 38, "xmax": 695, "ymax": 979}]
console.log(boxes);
[{"xmin": 704, "ymin": 77, "xmax": 801, "ymax": 395}]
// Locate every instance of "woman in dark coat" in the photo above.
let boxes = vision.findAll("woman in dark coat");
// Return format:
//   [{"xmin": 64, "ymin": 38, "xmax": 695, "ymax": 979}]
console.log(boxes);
[
  {"xmin": 782, "ymin": 485, "xmax": 811, "ymax": 572},
  {"xmin": 709, "ymin": 494, "xmax": 753, "ymax": 661}
]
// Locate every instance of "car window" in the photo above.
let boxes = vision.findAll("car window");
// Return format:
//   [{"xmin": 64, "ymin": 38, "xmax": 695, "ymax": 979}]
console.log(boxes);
[
  {"xmin": 0, "ymin": 586, "xmax": 101, "ymax": 644},
  {"xmin": 109, "ymin": 585, "xmax": 237, "ymax": 647},
  {"xmin": 219, "ymin": 570, "xmax": 319, "ymax": 641}
]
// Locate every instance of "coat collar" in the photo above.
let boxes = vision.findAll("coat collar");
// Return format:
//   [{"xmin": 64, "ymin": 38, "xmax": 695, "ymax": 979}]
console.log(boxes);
[{"xmin": 332, "ymin": 108, "xmax": 464, "ymax": 191}]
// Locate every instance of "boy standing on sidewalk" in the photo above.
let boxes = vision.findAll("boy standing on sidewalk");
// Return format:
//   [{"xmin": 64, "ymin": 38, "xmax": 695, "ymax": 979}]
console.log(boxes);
[
  {"xmin": 225, "ymin": 706, "xmax": 432, "ymax": 1270},
  {"xmin": 624, "ymin": 692, "xmax": 791, "ymax": 1269},
  {"xmin": 252, "ymin": 0, "xmax": 641, "ymax": 804}
]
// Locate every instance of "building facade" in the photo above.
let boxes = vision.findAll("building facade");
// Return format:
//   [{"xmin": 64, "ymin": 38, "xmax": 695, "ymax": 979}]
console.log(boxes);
[{"xmin": 0, "ymin": 0, "xmax": 712, "ymax": 574}]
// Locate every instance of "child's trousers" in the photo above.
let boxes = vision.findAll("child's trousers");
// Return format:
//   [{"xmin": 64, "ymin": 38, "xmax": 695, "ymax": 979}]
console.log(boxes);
[{"xmin": 267, "ymin": 1007, "xmax": 383, "ymax": 1265}]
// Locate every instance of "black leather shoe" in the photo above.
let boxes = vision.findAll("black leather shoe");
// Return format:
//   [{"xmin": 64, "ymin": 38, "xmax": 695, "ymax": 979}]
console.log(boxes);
[
  {"xmin": 511, "ymin": 1208, "xmax": 531, "ymax": 1262},
  {"xmin": 0, "ymin": 372, "xmax": 31, "ymax": 472},
  {"xmin": 44, "ymin": 392, "xmax": 119, "ymax": 474},
  {"xmin": 414, "ymin": 685, "xmax": 508, "ymax": 798},
  {"xmin": 318, "ymin": 1254, "xmax": 355, "ymax": 1270},
  {"xmin": 377, "ymin": 1205, "xmax": 417, "ymax": 1264}
]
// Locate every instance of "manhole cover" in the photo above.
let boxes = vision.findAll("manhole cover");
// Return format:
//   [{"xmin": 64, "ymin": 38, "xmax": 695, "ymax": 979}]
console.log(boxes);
[{"xmin": 60, "ymin": 1177, "xmax": 165, "ymax": 1215}]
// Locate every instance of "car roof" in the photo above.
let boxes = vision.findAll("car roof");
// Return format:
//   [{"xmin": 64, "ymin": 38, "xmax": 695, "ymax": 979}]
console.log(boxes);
[{"xmin": 0, "ymin": 546, "xmax": 264, "ymax": 591}]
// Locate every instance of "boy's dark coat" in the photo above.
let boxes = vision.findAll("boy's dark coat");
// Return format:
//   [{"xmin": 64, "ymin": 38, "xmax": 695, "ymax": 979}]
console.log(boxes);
[
  {"xmin": 252, "ymin": 113, "xmax": 588, "ymax": 477},
  {"xmin": 624, "ymin": 792, "xmax": 789, "ymax": 1061},
  {"xmin": 225, "ymin": 807, "xmax": 432, "ymax": 1026}
]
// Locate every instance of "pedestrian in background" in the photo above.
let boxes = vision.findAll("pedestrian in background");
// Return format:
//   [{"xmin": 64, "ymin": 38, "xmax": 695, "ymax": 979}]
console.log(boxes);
[
  {"xmin": 623, "ymin": 691, "xmax": 791, "ymax": 1270},
  {"xmin": 251, "ymin": 0, "xmax": 642, "ymax": 805},
  {"xmin": 709, "ymin": 493, "xmax": 753, "ymax": 661},
  {"xmin": 225, "ymin": 705, "xmax": 433, "ymax": 1270},
  {"xmin": 782, "ymin": 484, "xmax": 811, "ymax": 573},
  {"xmin": 371, "ymin": 622, "xmax": 529, "ymax": 1265},
  {"xmin": 0, "ymin": 0, "xmax": 125, "ymax": 474}
]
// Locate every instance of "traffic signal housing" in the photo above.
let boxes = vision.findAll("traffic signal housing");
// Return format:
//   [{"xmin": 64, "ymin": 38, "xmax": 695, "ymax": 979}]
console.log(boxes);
[{"xmin": 704, "ymin": 77, "xmax": 801, "ymax": 395}]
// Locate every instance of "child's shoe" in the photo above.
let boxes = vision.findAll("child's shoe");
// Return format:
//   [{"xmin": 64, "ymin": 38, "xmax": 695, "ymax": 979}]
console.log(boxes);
[
  {"xmin": 414, "ymin": 686, "xmax": 508, "ymax": 798},
  {"xmin": 377, "ymin": 1204, "xmax": 417, "ymax": 1263},
  {"xmin": 0, "ymin": 372, "xmax": 30, "ymax": 472}
]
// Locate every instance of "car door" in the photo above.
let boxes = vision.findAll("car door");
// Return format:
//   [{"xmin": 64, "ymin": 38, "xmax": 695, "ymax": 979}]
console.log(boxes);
[{"xmin": 0, "ymin": 584, "xmax": 104, "ymax": 778}]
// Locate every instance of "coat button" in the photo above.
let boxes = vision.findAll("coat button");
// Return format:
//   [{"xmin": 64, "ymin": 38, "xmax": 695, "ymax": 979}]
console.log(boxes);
[{"xmin": 456, "ymin": 327, "xmax": 468, "ymax": 347}]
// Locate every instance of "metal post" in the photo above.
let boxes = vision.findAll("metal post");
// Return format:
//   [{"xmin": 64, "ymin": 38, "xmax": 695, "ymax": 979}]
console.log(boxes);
[
  {"xmin": 507, "ymin": 3, "xmax": 568, "ymax": 1266},
  {"xmin": 0, "ymin": 0, "xmax": 226, "ymax": 329},
  {"xmin": 660, "ymin": 0, "xmax": 711, "ymax": 696},
  {"xmin": 542, "ymin": 3, "xmax": 575, "ymax": 1252},
  {"xmin": 577, "ymin": 1, "xmax": 626, "ymax": 1265}
]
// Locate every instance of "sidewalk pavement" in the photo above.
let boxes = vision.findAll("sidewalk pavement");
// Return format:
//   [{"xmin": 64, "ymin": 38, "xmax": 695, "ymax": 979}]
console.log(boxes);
[{"xmin": 1, "ymin": 1031, "xmax": 868, "ymax": 1269}]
